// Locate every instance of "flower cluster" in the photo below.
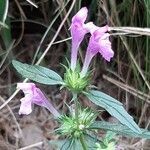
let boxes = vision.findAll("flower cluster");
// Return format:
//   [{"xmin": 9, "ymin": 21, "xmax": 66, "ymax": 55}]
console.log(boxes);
[
  {"xmin": 70, "ymin": 7, "xmax": 114, "ymax": 77},
  {"xmin": 16, "ymin": 7, "xmax": 114, "ymax": 116}
]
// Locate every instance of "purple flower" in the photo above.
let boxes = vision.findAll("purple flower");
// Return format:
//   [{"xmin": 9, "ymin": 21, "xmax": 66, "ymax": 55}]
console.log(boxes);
[
  {"xmin": 70, "ymin": 8, "xmax": 114, "ymax": 76},
  {"xmin": 70, "ymin": 7, "xmax": 89, "ymax": 71},
  {"xmin": 85, "ymin": 22, "xmax": 109, "ymax": 34},
  {"xmin": 17, "ymin": 83, "xmax": 60, "ymax": 118},
  {"xmin": 81, "ymin": 24, "xmax": 114, "ymax": 77}
]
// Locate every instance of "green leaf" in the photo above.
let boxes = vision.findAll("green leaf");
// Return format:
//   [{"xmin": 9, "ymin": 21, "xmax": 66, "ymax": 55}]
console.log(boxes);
[
  {"xmin": 0, "ymin": 0, "xmax": 9, "ymax": 27},
  {"xmin": 49, "ymin": 139, "xmax": 83, "ymax": 150},
  {"xmin": 61, "ymin": 139, "xmax": 82, "ymax": 150},
  {"xmin": 104, "ymin": 131, "xmax": 116, "ymax": 144},
  {"xmin": 49, "ymin": 140, "xmax": 67, "ymax": 150},
  {"xmin": 89, "ymin": 121, "xmax": 150, "ymax": 139},
  {"xmin": 49, "ymin": 140, "xmax": 62, "ymax": 150},
  {"xmin": 49, "ymin": 135, "xmax": 99, "ymax": 150},
  {"xmin": 84, "ymin": 133, "xmax": 100, "ymax": 149},
  {"xmin": 85, "ymin": 90, "xmax": 141, "ymax": 134},
  {"xmin": 12, "ymin": 60, "xmax": 64, "ymax": 85}
]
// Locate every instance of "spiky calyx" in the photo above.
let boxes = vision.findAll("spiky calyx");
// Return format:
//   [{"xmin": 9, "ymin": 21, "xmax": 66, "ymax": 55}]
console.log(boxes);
[
  {"xmin": 57, "ymin": 108, "xmax": 97, "ymax": 138},
  {"xmin": 64, "ymin": 68, "xmax": 90, "ymax": 93}
]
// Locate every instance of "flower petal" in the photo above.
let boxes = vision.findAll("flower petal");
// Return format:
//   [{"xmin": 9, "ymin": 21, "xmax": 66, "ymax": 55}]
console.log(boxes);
[
  {"xmin": 85, "ymin": 22, "xmax": 108, "ymax": 34},
  {"xmin": 88, "ymin": 29, "xmax": 114, "ymax": 61},
  {"xmin": 32, "ymin": 87, "xmax": 60, "ymax": 118},
  {"xmin": 98, "ymin": 33, "xmax": 114, "ymax": 61},
  {"xmin": 17, "ymin": 83, "xmax": 45, "ymax": 106},
  {"xmin": 70, "ymin": 7, "xmax": 89, "ymax": 71},
  {"xmin": 72, "ymin": 7, "xmax": 88, "ymax": 24},
  {"xmin": 81, "ymin": 25, "xmax": 114, "ymax": 76},
  {"xmin": 32, "ymin": 86, "xmax": 48, "ymax": 106},
  {"xmin": 17, "ymin": 83, "xmax": 35, "ymax": 94},
  {"xmin": 19, "ymin": 95, "xmax": 32, "ymax": 115},
  {"xmin": 17, "ymin": 83, "xmax": 60, "ymax": 117}
]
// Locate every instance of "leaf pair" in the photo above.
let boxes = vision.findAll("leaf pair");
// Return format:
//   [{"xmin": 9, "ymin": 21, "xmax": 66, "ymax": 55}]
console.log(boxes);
[{"xmin": 12, "ymin": 60, "xmax": 150, "ymax": 139}]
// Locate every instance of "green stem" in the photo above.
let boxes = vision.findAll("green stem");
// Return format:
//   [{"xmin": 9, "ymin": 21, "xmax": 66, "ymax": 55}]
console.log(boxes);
[
  {"xmin": 74, "ymin": 96, "xmax": 79, "ymax": 126},
  {"xmin": 80, "ymin": 134, "xmax": 87, "ymax": 150},
  {"xmin": 73, "ymin": 93, "xmax": 87, "ymax": 150}
]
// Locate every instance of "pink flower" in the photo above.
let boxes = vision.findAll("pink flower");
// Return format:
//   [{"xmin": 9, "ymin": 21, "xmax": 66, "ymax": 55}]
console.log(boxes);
[
  {"xmin": 17, "ymin": 83, "xmax": 60, "ymax": 118},
  {"xmin": 70, "ymin": 8, "xmax": 114, "ymax": 76},
  {"xmin": 85, "ymin": 22, "xmax": 108, "ymax": 34},
  {"xmin": 88, "ymin": 31, "xmax": 113, "ymax": 61},
  {"xmin": 70, "ymin": 7, "xmax": 89, "ymax": 71},
  {"xmin": 81, "ymin": 25, "xmax": 114, "ymax": 77}
]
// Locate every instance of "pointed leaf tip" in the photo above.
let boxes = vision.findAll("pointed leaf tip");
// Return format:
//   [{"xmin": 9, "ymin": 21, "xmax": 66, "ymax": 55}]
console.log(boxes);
[
  {"xmin": 85, "ymin": 90, "xmax": 141, "ymax": 134},
  {"xmin": 90, "ymin": 121, "xmax": 150, "ymax": 139},
  {"xmin": 12, "ymin": 60, "xmax": 64, "ymax": 85}
]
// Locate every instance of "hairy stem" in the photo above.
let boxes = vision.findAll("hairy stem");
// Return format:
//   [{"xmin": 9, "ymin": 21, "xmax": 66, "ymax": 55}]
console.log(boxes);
[
  {"xmin": 74, "ymin": 94, "xmax": 79, "ymax": 126},
  {"xmin": 73, "ymin": 93, "xmax": 87, "ymax": 150}
]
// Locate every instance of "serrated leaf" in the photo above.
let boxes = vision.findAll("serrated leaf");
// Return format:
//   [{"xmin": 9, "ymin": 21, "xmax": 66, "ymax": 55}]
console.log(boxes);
[
  {"xmin": 12, "ymin": 60, "xmax": 64, "ymax": 85},
  {"xmin": 89, "ymin": 121, "xmax": 150, "ymax": 139},
  {"xmin": 85, "ymin": 90, "xmax": 141, "ymax": 134}
]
